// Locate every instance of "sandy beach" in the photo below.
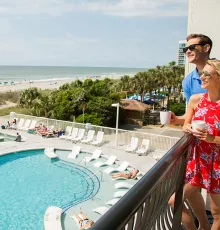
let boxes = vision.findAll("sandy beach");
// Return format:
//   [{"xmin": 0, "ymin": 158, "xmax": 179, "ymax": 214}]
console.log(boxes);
[
  {"xmin": 0, "ymin": 78, "xmax": 76, "ymax": 92},
  {"xmin": 0, "ymin": 75, "xmax": 124, "ymax": 93}
]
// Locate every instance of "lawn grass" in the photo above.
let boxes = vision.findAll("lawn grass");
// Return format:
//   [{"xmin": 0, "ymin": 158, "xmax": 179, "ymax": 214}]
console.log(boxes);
[{"xmin": 0, "ymin": 107, "xmax": 31, "ymax": 116}]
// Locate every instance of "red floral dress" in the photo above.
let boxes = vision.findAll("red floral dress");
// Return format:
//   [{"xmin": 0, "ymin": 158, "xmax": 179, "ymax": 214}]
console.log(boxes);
[{"xmin": 185, "ymin": 93, "xmax": 220, "ymax": 194}]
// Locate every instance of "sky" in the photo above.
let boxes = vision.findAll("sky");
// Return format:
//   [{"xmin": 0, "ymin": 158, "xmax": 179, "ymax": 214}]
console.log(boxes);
[{"xmin": 0, "ymin": 0, "xmax": 188, "ymax": 68}]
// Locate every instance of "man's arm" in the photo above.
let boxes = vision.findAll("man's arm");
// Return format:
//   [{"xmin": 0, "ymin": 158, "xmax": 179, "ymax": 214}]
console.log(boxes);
[{"xmin": 170, "ymin": 77, "xmax": 190, "ymax": 125}]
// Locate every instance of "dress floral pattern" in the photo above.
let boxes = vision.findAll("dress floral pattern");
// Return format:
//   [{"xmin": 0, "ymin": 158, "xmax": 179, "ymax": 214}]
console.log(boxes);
[{"xmin": 185, "ymin": 93, "xmax": 220, "ymax": 194}]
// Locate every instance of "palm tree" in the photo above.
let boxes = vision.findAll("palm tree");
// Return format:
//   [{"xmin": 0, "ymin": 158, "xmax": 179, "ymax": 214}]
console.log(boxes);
[
  {"xmin": 32, "ymin": 95, "xmax": 52, "ymax": 117},
  {"xmin": 19, "ymin": 88, "xmax": 41, "ymax": 108},
  {"xmin": 132, "ymin": 72, "xmax": 148, "ymax": 101}
]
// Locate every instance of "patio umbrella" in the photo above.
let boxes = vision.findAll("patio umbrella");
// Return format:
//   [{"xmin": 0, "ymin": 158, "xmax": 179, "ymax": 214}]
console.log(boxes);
[{"xmin": 144, "ymin": 99, "xmax": 156, "ymax": 105}]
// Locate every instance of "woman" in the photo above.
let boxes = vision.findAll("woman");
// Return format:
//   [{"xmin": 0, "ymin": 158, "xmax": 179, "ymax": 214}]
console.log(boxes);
[
  {"xmin": 169, "ymin": 60, "xmax": 220, "ymax": 230},
  {"xmin": 11, "ymin": 119, "xmax": 17, "ymax": 129},
  {"xmin": 111, "ymin": 168, "xmax": 139, "ymax": 179},
  {"xmin": 73, "ymin": 208, "xmax": 94, "ymax": 230}
]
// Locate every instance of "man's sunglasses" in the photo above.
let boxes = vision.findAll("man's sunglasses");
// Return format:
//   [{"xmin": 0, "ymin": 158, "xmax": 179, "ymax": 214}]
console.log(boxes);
[{"xmin": 183, "ymin": 44, "xmax": 205, "ymax": 53}]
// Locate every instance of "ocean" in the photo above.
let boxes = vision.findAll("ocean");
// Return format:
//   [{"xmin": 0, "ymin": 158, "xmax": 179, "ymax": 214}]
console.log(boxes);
[{"xmin": 0, "ymin": 66, "xmax": 147, "ymax": 82}]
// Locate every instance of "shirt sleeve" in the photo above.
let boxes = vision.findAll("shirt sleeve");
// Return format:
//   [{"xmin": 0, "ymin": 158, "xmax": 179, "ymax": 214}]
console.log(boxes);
[{"xmin": 182, "ymin": 77, "xmax": 191, "ymax": 105}]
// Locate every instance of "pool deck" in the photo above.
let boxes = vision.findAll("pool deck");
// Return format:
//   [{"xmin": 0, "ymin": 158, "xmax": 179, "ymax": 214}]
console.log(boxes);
[{"xmin": 0, "ymin": 121, "xmax": 183, "ymax": 230}]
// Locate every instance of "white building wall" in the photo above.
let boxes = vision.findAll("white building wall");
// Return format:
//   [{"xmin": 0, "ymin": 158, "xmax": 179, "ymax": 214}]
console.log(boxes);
[{"xmin": 186, "ymin": 0, "xmax": 220, "ymax": 75}]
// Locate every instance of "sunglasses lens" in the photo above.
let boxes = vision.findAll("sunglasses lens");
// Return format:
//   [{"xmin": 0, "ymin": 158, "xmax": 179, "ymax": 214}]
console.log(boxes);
[
  {"xmin": 198, "ymin": 71, "xmax": 203, "ymax": 76},
  {"xmin": 188, "ymin": 45, "xmax": 196, "ymax": 51},
  {"xmin": 183, "ymin": 44, "xmax": 197, "ymax": 53},
  {"xmin": 183, "ymin": 47, "xmax": 187, "ymax": 53}
]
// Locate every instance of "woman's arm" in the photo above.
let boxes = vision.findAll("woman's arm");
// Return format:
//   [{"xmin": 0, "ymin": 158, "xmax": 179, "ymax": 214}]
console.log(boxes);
[
  {"xmin": 193, "ymin": 129, "xmax": 220, "ymax": 144},
  {"xmin": 182, "ymin": 94, "xmax": 200, "ymax": 132}
]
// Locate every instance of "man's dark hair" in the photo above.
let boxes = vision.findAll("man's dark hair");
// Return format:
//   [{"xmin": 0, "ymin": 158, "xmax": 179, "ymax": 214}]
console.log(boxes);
[
  {"xmin": 17, "ymin": 133, "xmax": 19, "ymax": 135},
  {"xmin": 187, "ymin": 34, "xmax": 213, "ymax": 55}
]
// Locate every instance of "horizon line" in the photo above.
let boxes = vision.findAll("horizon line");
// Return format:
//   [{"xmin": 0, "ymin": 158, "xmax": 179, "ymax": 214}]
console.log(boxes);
[{"xmin": 0, "ymin": 65, "xmax": 148, "ymax": 69}]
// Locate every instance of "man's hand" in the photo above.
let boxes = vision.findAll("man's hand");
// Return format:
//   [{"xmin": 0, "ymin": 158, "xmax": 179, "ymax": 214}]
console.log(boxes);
[
  {"xmin": 170, "ymin": 112, "xmax": 177, "ymax": 124},
  {"xmin": 170, "ymin": 112, "xmax": 185, "ymax": 125}
]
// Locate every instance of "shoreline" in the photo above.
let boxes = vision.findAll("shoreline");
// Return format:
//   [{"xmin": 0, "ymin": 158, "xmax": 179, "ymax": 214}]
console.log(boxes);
[{"xmin": 0, "ymin": 74, "xmax": 128, "ymax": 92}]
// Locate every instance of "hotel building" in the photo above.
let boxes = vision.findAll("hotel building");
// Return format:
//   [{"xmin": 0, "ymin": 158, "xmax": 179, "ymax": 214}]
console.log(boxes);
[
  {"xmin": 186, "ymin": 0, "xmax": 220, "ymax": 74},
  {"xmin": 178, "ymin": 40, "xmax": 186, "ymax": 66}
]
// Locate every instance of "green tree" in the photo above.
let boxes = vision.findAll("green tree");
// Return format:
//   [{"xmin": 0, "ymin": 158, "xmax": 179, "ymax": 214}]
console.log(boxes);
[
  {"xmin": 32, "ymin": 95, "xmax": 52, "ymax": 117},
  {"xmin": 19, "ymin": 88, "xmax": 41, "ymax": 108}
]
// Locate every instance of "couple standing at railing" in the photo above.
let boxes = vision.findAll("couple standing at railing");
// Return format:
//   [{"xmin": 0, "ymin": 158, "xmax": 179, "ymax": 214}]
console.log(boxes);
[{"xmin": 168, "ymin": 34, "xmax": 220, "ymax": 230}]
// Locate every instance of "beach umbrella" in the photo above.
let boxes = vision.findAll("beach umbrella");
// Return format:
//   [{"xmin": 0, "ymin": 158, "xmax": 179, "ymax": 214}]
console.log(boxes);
[{"xmin": 144, "ymin": 99, "xmax": 156, "ymax": 105}]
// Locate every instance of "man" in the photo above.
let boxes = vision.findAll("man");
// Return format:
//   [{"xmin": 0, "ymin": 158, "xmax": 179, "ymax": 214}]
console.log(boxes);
[
  {"xmin": 15, "ymin": 133, "xmax": 21, "ymax": 142},
  {"xmin": 171, "ymin": 34, "xmax": 212, "ymax": 124},
  {"xmin": 170, "ymin": 34, "xmax": 212, "ymax": 229}
]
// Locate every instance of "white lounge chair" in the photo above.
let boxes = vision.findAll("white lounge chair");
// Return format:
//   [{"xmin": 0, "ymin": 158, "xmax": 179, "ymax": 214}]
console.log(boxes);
[
  {"xmin": 44, "ymin": 206, "xmax": 62, "ymax": 230},
  {"xmin": 20, "ymin": 119, "xmax": 31, "ymax": 130},
  {"xmin": 125, "ymin": 137, "xmax": 139, "ymax": 152},
  {"xmin": 44, "ymin": 148, "xmax": 58, "ymax": 159},
  {"xmin": 81, "ymin": 130, "xmax": 95, "ymax": 144},
  {"xmin": 59, "ymin": 126, "xmax": 72, "ymax": 139},
  {"xmin": 106, "ymin": 198, "xmax": 120, "ymax": 206},
  {"xmin": 17, "ymin": 118, "xmax": 25, "ymax": 129},
  {"xmin": 84, "ymin": 149, "xmax": 102, "ymax": 162},
  {"xmin": 137, "ymin": 172, "xmax": 144, "ymax": 180},
  {"xmin": 114, "ymin": 182, "xmax": 133, "ymax": 189},
  {"xmin": 72, "ymin": 129, "xmax": 85, "ymax": 142},
  {"xmin": 136, "ymin": 139, "xmax": 150, "ymax": 155},
  {"xmin": 44, "ymin": 148, "xmax": 54, "ymax": 153},
  {"xmin": 68, "ymin": 146, "xmax": 81, "ymax": 159},
  {"xmin": 103, "ymin": 161, "xmax": 130, "ymax": 174},
  {"xmin": 25, "ymin": 120, "xmax": 37, "ymax": 131},
  {"xmin": 66, "ymin": 128, "xmax": 78, "ymax": 140},
  {"xmin": 94, "ymin": 155, "xmax": 117, "ymax": 168},
  {"xmin": 113, "ymin": 190, "xmax": 128, "ymax": 198},
  {"xmin": 91, "ymin": 131, "xmax": 104, "ymax": 146},
  {"xmin": 92, "ymin": 206, "xmax": 109, "ymax": 216}
]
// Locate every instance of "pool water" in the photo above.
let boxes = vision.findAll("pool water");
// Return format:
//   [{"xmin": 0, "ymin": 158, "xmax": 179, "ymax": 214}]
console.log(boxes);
[
  {"xmin": 0, "ymin": 133, "xmax": 16, "ymax": 142},
  {"xmin": 0, "ymin": 150, "xmax": 99, "ymax": 230}
]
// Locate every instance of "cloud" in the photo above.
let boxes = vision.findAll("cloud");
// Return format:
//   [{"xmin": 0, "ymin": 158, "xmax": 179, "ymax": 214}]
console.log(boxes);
[{"xmin": 0, "ymin": 0, "xmax": 188, "ymax": 18}]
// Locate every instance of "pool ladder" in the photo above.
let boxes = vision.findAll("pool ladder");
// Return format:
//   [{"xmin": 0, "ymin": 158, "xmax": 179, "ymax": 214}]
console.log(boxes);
[
  {"xmin": 77, "ymin": 158, "xmax": 87, "ymax": 167},
  {"xmin": 86, "ymin": 170, "xmax": 103, "ymax": 182}
]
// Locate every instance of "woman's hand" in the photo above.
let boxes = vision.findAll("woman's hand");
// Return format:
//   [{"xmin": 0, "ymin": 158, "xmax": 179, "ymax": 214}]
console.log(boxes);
[
  {"xmin": 183, "ymin": 123, "xmax": 193, "ymax": 133},
  {"xmin": 192, "ymin": 128, "xmax": 215, "ymax": 143}
]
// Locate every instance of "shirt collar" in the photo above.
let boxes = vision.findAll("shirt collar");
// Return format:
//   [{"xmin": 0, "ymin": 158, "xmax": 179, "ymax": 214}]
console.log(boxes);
[{"xmin": 192, "ymin": 68, "xmax": 201, "ymax": 80}]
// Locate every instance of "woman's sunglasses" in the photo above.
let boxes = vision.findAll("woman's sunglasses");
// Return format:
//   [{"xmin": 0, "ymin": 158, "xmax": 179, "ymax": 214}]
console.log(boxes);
[
  {"xmin": 183, "ymin": 44, "xmax": 205, "ymax": 53},
  {"xmin": 198, "ymin": 71, "xmax": 211, "ymax": 78}
]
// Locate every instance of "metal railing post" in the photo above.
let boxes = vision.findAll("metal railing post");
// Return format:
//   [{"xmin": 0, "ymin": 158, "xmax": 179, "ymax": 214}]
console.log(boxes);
[{"xmin": 172, "ymin": 150, "xmax": 188, "ymax": 229}]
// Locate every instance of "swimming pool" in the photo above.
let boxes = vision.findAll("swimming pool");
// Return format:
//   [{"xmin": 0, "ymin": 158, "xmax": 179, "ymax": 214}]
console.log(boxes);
[
  {"xmin": 0, "ymin": 149, "xmax": 99, "ymax": 230},
  {"xmin": 0, "ymin": 132, "xmax": 16, "ymax": 142}
]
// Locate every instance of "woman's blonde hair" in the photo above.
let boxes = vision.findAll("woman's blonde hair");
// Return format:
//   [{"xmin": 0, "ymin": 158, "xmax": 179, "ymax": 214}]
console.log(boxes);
[{"xmin": 207, "ymin": 59, "xmax": 220, "ymax": 76}]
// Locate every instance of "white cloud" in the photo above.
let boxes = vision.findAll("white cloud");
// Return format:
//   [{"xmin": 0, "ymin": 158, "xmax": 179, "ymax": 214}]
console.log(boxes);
[{"xmin": 0, "ymin": 0, "xmax": 187, "ymax": 18}]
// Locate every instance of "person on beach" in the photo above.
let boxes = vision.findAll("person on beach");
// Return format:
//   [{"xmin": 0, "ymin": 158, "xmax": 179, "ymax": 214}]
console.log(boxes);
[
  {"xmin": 171, "ymin": 34, "xmax": 213, "ymax": 125},
  {"xmin": 169, "ymin": 60, "xmax": 220, "ymax": 230},
  {"xmin": 72, "ymin": 208, "xmax": 94, "ymax": 229},
  {"xmin": 111, "ymin": 168, "xmax": 139, "ymax": 179},
  {"xmin": 15, "ymin": 133, "xmax": 21, "ymax": 142},
  {"xmin": 6, "ymin": 121, "xmax": 11, "ymax": 129},
  {"xmin": 11, "ymin": 119, "xmax": 17, "ymax": 129}
]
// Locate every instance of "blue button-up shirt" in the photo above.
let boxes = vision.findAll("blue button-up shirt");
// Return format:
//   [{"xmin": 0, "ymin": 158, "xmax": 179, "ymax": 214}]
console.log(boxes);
[{"xmin": 182, "ymin": 69, "xmax": 208, "ymax": 105}]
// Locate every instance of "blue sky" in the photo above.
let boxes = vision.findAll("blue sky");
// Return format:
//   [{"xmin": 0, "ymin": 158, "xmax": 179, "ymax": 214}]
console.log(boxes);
[{"xmin": 0, "ymin": 0, "xmax": 188, "ymax": 68}]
